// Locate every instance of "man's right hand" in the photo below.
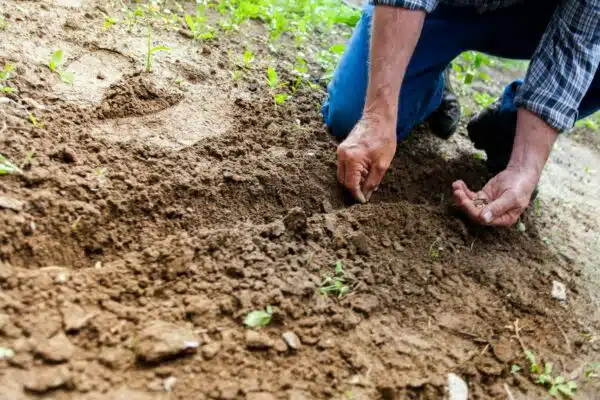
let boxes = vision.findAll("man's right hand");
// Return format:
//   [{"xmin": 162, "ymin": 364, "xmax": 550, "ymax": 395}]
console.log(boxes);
[{"xmin": 336, "ymin": 118, "xmax": 397, "ymax": 203}]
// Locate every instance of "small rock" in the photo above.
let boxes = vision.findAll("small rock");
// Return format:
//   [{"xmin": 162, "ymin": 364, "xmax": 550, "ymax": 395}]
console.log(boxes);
[
  {"xmin": 0, "ymin": 196, "xmax": 23, "ymax": 212},
  {"xmin": 23, "ymin": 365, "xmax": 71, "ymax": 393},
  {"xmin": 225, "ymin": 262, "xmax": 245, "ymax": 279},
  {"xmin": 321, "ymin": 199, "xmax": 333, "ymax": 213},
  {"xmin": 245, "ymin": 330, "xmax": 272, "ymax": 350},
  {"xmin": 350, "ymin": 232, "xmax": 370, "ymax": 255},
  {"xmin": 323, "ymin": 215, "xmax": 335, "ymax": 234},
  {"xmin": 551, "ymin": 280, "xmax": 567, "ymax": 301},
  {"xmin": 35, "ymin": 332, "xmax": 74, "ymax": 363},
  {"xmin": 273, "ymin": 338, "xmax": 288, "ymax": 353},
  {"xmin": 432, "ymin": 263, "xmax": 444, "ymax": 279},
  {"xmin": 98, "ymin": 347, "xmax": 134, "ymax": 370},
  {"xmin": 447, "ymin": 373, "xmax": 468, "ymax": 400},
  {"xmin": 201, "ymin": 342, "xmax": 220, "ymax": 360},
  {"xmin": 351, "ymin": 294, "xmax": 379, "ymax": 315},
  {"xmin": 50, "ymin": 147, "xmax": 77, "ymax": 164},
  {"xmin": 282, "ymin": 331, "xmax": 301, "ymax": 350},
  {"xmin": 0, "ymin": 347, "xmax": 15, "ymax": 359},
  {"xmin": 135, "ymin": 321, "xmax": 200, "ymax": 363},
  {"xmin": 283, "ymin": 207, "xmax": 307, "ymax": 234},
  {"xmin": 163, "ymin": 376, "xmax": 177, "ymax": 392},
  {"xmin": 265, "ymin": 220, "xmax": 286, "ymax": 238},
  {"xmin": 55, "ymin": 271, "xmax": 69, "ymax": 284},
  {"xmin": 60, "ymin": 302, "xmax": 96, "ymax": 332},
  {"xmin": 97, "ymin": 72, "xmax": 106, "ymax": 80},
  {"xmin": 247, "ymin": 392, "xmax": 277, "ymax": 400}
]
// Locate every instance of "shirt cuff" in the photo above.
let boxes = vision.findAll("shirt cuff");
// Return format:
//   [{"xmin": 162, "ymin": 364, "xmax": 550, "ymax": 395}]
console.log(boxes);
[
  {"xmin": 369, "ymin": 0, "xmax": 438, "ymax": 13},
  {"xmin": 514, "ymin": 86, "xmax": 577, "ymax": 133}
]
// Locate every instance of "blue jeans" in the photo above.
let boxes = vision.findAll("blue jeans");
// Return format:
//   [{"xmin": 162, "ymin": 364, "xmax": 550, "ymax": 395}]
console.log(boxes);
[{"xmin": 322, "ymin": 2, "xmax": 600, "ymax": 140}]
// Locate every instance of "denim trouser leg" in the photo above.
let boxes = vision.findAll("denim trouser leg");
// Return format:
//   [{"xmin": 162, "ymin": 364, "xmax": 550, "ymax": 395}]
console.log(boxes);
[{"xmin": 322, "ymin": 1, "xmax": 599, "ymax": 140}]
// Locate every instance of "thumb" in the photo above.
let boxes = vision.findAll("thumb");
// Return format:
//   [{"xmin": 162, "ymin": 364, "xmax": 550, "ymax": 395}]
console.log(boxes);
[
  {"xmin": 362, "ymin": 163, "xmax": 388, "ymax": 201},
  {"xmin": 480, "ymin": 191, "xmax": 518, "ymax": 225}
]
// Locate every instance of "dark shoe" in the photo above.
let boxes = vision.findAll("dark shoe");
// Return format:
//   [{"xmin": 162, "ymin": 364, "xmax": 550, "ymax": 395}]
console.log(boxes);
[
  {"xmin": 426, "ymin": 68, "xmax": 461, "ymax": 139},
  {"xmin": 467, "ymin": 98, "xmax": 517, "ymax": 175}
]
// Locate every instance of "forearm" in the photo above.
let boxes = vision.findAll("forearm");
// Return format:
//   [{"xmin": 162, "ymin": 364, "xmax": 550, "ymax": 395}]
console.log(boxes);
[
  {"xmin": 508, "ymin": 108, "xmax": 558, "ymax": 176},
  {"xmin": 363, "ymin": 6, "xmax": 425, "ymax": 124}
]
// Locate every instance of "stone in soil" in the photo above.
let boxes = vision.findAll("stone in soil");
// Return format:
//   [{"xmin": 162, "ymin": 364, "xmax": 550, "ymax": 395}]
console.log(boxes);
[
  {"xmin": 35, "ymin": 332, "xmax": 74, "ymax": 363},
  {"xmin": 551, "ymin": 280, "xmax": 567, "ymax": 301},
  {"xmin": 282, "ymin": 331, "xmax": 301, "ymax": 350},
  {"xmin": 23, "ymin": 365, "xmax": 71, "ymax": 393},
  {"xmin": 349, "ymin": 231, "xmax": 370, "ymax": 255},
  {"xmin": 135, "ymin": 321, "xmax": 200, "ymax": 363},
  {"xmin": 0, "ymin": 196, "xmax": 23, "ymax": 212},
  {"xmin": 245, "ymin": 330, "xmax": 272, "ymax": 350},
  {"xmin": 351, "ymin": 294, "xmax": 380, "ymax": 315},
  {"xmin": 447, "ymin": 373, "xmax": 468, "ymax": 400},
  {"xmin": 60, "ymin": 302, "xmax": 96, "ymax": 332},
  {"xmin": 201, "ymin": 342, "xmax": 221, "ymax": 359},
  {"xmin": 98, "ymin": 347, "xmax": 135, "ymax": 370},
  {"xmin": 246, "ymin": 392, "xmax": 277, "ymax": 400}
]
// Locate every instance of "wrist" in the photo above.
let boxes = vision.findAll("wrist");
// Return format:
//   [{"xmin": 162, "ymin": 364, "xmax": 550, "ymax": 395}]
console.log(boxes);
[{"xmin": 507, "ymin": 108, "xmax": 557, "ymax": 174}]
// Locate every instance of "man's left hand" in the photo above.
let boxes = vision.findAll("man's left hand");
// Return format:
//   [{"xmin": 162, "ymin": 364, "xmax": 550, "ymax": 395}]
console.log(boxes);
[{"xmin": 452, "ymin": 166, "xmax": 539, "ymax": 226}]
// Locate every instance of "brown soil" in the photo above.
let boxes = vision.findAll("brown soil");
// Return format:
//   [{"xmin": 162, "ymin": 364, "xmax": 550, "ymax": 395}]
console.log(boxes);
[{"xmin": 1, "ymin": 1, "xmax": 599, "ymax": 399}]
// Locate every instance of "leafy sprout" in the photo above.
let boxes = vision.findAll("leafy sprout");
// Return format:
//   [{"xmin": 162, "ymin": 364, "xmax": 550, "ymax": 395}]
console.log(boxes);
[
  {"xmin": 184, "ymin": 3, "xmax": 215, "ymax": 40},
  {"xmin": 320, "ymin": 260, "xmax": 350, "ymax": 298},
  {"xmin": 243, "ymin": 306, "xmax": 273, "ymax": 328},
  {"xmin": 242, "ymin": 49, "xmax": 254, "ymax": 69},
  {"xmin": 523, "ymin": 350, "xmax": 578, "ymax": 398},
  {"xmin": 0, "ymin": 154, "xmax": 22, "ymax": 175},
  {"xmin": 145, "ymin": 24, "xmax": 171, "ymax": 72},
  {"xmin": 103, "ymin": 16, "xmax": 118, "ymax": 31},
  {"xmin": 48, "ymin": 50, "xmax": 75, "ymax": 85},
  {"xmin": 0, "ymin": 63, "xmax": 16, "ymax": 93},
  {"xmin": 584, "ymin": 362, "xmax": 600, "ymax": 381},
  {"xmin": 267, "ymin": 66, "xmax": 279, "ymax": 88}
]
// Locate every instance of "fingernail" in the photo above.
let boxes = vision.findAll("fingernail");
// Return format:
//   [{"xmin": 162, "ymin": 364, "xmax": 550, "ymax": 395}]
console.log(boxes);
[
  {"xmin": 355, "ymin": 189, "xmax": 367, "ymax": 204},
  {"xmin": 482, "ymin": 209, "xmax": 493, "ymax": 223},
  {"xmin": 364, "ymin": 190, "xmax": 373, "ymax": 202}
]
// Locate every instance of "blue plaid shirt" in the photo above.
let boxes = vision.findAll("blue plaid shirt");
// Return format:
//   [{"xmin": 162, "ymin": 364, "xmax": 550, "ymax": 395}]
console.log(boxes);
[{"xmin": 371, "ymin": 0, "xmax": 600, "ymax": 132}]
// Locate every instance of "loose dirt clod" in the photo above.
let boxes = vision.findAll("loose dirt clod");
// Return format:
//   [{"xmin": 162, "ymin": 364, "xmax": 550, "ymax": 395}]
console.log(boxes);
[
  {"xmin": 35, "ymin": 332, "xmax": 74, "ymax": 363},
  {"xmin": 245, "ymin": 330, "xmax": 272, "ymax": 350},
  {"xmin": 135, "ymin": 321, "xmax": 200, "ymax": 363},
  {"xmin": 23, "ymin": 365, "xmax": 71, "ymax": 393}
]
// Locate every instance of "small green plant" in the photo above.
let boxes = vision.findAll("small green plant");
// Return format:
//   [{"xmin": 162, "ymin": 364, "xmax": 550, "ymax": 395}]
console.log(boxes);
[
  {"xmin": 0, "ymin": 63, "xmax": 16, "ymax": 93},
  {"xmin": 474, "ymin": 91, "xmax": 495, "ymax": 108},
  {"xmin": 511, "ymin": 364, "xmax": 521, "ymax": 374},
  {"xmin": 48, "ymin": 50, "xmax": 75, "ymax": 85},
  {"xmin": 145, "ymin": 24, "xmax": 171, "ymax": 72},
  {"xmin": 243, "ymin": 306, "xmax": 273, "ymax": 328},
  {"xmin": 274, "ymin": 93, "xmax": 288, "ymax": 105},
  {"xmin": 320, "ymin": 260, "xmax": 350, "ymax": 298},
  {"xmin": 0, "ymin": 154, "xmax": 22, "ymax": 175},
  {"xmin": 0, "ymin": 16, "xmax": 8, "ymax": 30},
  {"xmin": 242, "ymin": 49, "xmax": 254, "ymax": 69},
  {"xmin": 27, "ymin": 112, "xmax": 44, "ymax": 129},
  {"xmin": 102, "ymin": 16, "xmax": 118, "ymax": 31},
  {"xmin": 452, "ymin": 51, "xmax": 492, "ymax": 84},
  {"xmin": 184, "ymin": 3, "xmax": 215, "ymax": 40},
  {"xmin": 267, "ymin": 66, "xmax": 279, "ymax": 88},
  {"xmin": 473, "ymin": 152, "xmax": 485, "ymax": 161},
  {"xmin": 524, "ymin": 350, "xmax": 578, "ymax": 398},
  {"xmin": 584, "ymin": 362, "xmax": 600, "ymax": 381}
]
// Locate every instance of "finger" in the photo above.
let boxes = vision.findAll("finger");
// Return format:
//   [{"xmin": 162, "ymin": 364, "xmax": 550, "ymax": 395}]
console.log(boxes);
[
  {"xmin": 344, "ymin": 162, "xmax": 367, "ymax": 203},
  {"xmin": 362, "ymin": 162, "xmax": 388, "ymax": 201},
  {"xmin": 452, "ymin": 180, "xmax": 477, "ymax": 200},
  {"xmin": 480, "ymin": 191, "xmax": 522, "ymax": 226},
  {"xmin": 454, "ymin": 188, "xmax": 483, "ymax": 220},
  {"xmin": 337, "ymin": 157, "xmax": 346, "ymax": 186}
]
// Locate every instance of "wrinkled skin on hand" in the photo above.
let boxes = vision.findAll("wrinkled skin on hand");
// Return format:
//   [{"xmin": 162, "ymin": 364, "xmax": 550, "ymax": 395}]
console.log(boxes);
[{"xmin": 336, "ymin": 118, "xmax": 397, "ymax": 203}]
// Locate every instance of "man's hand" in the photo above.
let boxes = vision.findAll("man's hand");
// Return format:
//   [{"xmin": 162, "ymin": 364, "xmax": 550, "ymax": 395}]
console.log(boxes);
[
  {"xmin": 335, "ymin": 6, "xmax": 425, "ymax": 203},
  {"xmin": 453, "ymin": 108, "xmax": 557, "ymax": 226},
  {"xmin": 452, "ymin": 166, "xmax": 539, "ymax": 226},
  {"xmin": 337, "ymin": 118, "xmax": 397, "ymax": 203}
]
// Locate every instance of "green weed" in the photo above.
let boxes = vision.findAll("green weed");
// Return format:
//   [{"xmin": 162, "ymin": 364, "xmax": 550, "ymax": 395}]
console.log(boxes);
[
  {"xmin": 27, "ymin": 112, "xmax": 44, "ymax": 129},
  {"xmin": 274, "ymin": 93, "xmax": 288, "ymax": 105},
  {"xmin": 48, "ymin": 50, "xmax": 75, "ymax": 85},
  {"xmin": 0, "ymin": 16, "xmax": 7, "ymax": 30},
  {"xmin": 145, "ymin": 24, "xmax": 171, "ymax": 72},
  {"xmin": 320, "ymin": 260, "xmax": 350, "ymax": 298},
  {"xmin": 584, "ymin": 362, "xmax": 600, "ymax": 381},
  {"xmin": 243, "ymin": 306, "xmax": 273, "ymax": 328},
  {"xmin": 0, "ymin": 63, "xmax": 16, "ymax": 93},
  {"xmin": 0, "ymin": 154, "xmax": 22, "ymax": 175},
  {"xmin": 523, "ymin": 350, "xmax": 578, "ymax": 398},
  {"xmin": 102, "ymin": 16, "xmax": 118, "ymax": 31},
  {"xmin": 184, "ymin": 3, "xmax": 215, "ymax": 40},
  {"xmin": 474, "ymin": 91, "xmax": 495, "ymax": 108},
  {"xmin": 242, "ymin": 49, "xmax": 254, "ymax": 69},
  {"xmin": 267, "ymin": 66, "xmax": 280, "ymax": 88},
  {"xmin": 452, "ymin": 51, "xmax": 492, "ymax": 85}
]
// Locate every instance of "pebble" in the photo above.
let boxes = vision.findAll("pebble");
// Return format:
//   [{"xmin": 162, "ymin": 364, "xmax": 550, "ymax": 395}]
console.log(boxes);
[
  {"xmin": 350, "ymin": 232, "xmax": 370, "ymax": 255},
  {"xmin": 163, "ymin": 376, "xmax": 177, "ymax": 392},
  {"xmin": 201, "ymin": 342, "xmax": 221, "ymax": 360},
  {"xmin": 551, "ymin": 280, "xmax": 567, "ymax": 301},
  {"xmin": 321, "ymin": 199, "xmax": 333, "ymax": 213},
  {"xmin": 35, "ymin": 332, "xmax": 74, "ymax": 363},
  {"xmin": 0, "ymin": 196, "xmax": 24, "ymax": 212},
  {"xmin": 245, "ymin": 330, "xmax": 272, "ymax": 350},
  {"xmin": 135, "ymin": 321, "xmax": 200, "ymax": 363},
  {"xmin": 447, "ymin": 373, "xmax": 468, "ymax": 400},
  {"xmin": 351, "ymin": 294, "xmax": 380, "ymax": 315},
  {"xmin": 98, "ymin": 347, "xmax": 134, "ymax": 370},
  {"xmin": 23, "ymin": 365, "xmax": 71, "ymax": 393},
  {"xmin": 282, "ymin": 331, "xmax": 301, "ymax": 350},
  {"xmin": 96, "ymin": 72, "xmax": 106, "ymax": 80},
  {"xmin": 60, "ymin": 302, "xmax": 96, "ymax": 332}
]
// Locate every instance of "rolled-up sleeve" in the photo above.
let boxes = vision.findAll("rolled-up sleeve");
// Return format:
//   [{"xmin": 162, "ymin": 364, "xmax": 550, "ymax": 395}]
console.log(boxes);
[
  {"xmin": 514, "ymin": 0, "xmax": 600, "ymax": 132},
  {"xmin": 369, "ymin": 0, "xmax": 439, "ymax": 13}
]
